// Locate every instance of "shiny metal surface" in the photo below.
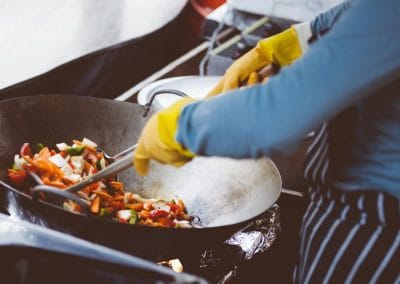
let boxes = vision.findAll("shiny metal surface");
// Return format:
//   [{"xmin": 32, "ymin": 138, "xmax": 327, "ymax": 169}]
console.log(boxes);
[
  {"xmin": 138, "ymin": 76, "xmax": 221, "ymax": 109},
  {"xmin": 0, "ymin": 213, "xmax": 207, "ymax": 283}
]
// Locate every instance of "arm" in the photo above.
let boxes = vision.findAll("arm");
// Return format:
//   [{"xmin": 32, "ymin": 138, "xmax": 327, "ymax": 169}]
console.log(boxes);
[
  {"xmin": 177, "ymin": 0, "xmax": 400, "ymax": 158},
  {"xmin": 310, "ymin": 0, "xmax": 354, "ymax": 37},
  {"xmin": 206, "ymin": 0, "xmax": 353, "ymax": 98}
]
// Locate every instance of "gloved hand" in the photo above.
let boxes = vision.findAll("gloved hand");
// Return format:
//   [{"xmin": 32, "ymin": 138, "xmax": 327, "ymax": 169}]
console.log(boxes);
[
  {"xmin": 206, "ymin": 22, "xmax": 312, "ymax": 97},
  {"xmin": 133, "ymin": 98, "xmax": 196, "ymax": 176}
]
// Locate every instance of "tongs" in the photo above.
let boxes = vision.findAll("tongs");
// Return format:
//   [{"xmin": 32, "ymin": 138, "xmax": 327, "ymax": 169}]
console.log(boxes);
[{"xmin": 30, "ymin": 144, "xmax": 137, "ymax": 213}]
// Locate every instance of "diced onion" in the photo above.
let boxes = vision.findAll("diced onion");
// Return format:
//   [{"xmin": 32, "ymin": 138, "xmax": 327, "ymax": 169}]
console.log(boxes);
[
  {"xmin": 14, "ymin": 155, "xmax": 26, "ymax": 170},
  {"xmin": 117, "ymin": 210, "xmax": 132, "ymax": 221},
  {"xmin": 132, "ymin": 194, "xmax": 159, "ymax": 203},
  {"xmin": 82, "ymin": 137, "xmax": 97, "ymax": 148},
  {"xmin": 70, "ymin": 156, "xmax": 84, "ymax": 174},
  {"xmin": 48, "ymin": 154, "xmax": 67, "ymax": 168},
  {"xmin": 56, "ymin": 143, "xmax": 70, "ymax": 151},
  {"xmin": 100, "ymin": 157, "xmax": 106, "ymax": 169},
  {"xmin": 61, "ymin": 164, "xmax": 73, "ymax": 176},
  {"xmin": 66, "ymin": 173, "xmax": 82, "ymax": 183}
]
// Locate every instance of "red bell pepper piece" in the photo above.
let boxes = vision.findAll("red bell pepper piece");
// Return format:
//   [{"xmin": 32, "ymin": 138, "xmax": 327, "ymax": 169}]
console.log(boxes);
[
  {"xmin": 169, "ymin": 203, "xmax": 182, "ymax": 213},
  {"xmin": 149, "ymin": 209, "xmax": 169, "ymax": 221},
  {"xmin": 119, "ymin": 218, "xmax": 128, "ymax": 224},
  {"xmin": 158, "ymin": 217, "xmax": 176, "ymax": 228},
  {"xmin": 20, "ymin": 143, "xmax": 32, "ymax": 157},
  {"xmin": 8, "ymin": 169, "xmax": 28, "ymax": 186}
]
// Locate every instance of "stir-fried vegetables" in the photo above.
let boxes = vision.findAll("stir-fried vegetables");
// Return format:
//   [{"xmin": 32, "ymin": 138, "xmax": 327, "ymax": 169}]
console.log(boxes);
[{"xmin": 8, "ymin": 138, "xmax": 194, "ymax": 228}]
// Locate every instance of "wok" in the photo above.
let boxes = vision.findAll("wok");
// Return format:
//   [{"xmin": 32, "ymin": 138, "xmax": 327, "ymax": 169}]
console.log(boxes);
[{"xmin": 0, "ymin": 95, "xmax": 281, "ymax": 260}]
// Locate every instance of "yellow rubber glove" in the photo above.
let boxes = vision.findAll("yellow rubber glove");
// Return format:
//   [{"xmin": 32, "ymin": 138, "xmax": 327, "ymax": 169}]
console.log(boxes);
[
  {"xmin": 133, "ymin": 98, "xmax": 196, "ymax": 176},
  {"xmin": 206, "ymin": 22, "xmax": 311, "ymax": 97}
]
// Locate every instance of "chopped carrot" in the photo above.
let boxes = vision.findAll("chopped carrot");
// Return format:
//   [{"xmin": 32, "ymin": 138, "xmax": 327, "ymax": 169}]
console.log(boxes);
[
  {"xmin": 112, "ymin": 195, "xmax": 125, "ymax": 201},
  {"xmin": 96, "ymin": 190, "xmax": 113, "ymax": 200},
  {"xmin": 90, "ymin": 196, "xmax": 100, "ymax": 213},
  {"xmin": 109, "ymin": 181, "xmax": 124, "ymax": 192},
  {"xmin": 139, "ymin": 211, "xmax": 150, "ymax": 219},
  {"xmin": 125, "ymin": 203, "xmax": 144, "ymax": 211},
  {"xmin": 177, "ymin": 199, "xmax": 186, "ymax": 212}
]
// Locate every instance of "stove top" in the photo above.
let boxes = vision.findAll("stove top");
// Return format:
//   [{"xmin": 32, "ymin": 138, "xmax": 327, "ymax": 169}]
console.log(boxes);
[{"xmin": 0, "ymin": 204, "xmax": 280, "ymax": 283}]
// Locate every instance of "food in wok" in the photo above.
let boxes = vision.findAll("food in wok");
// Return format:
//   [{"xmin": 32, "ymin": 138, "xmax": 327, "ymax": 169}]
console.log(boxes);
[{"xmin": 8, "ymin": 138, "xmax": 194, "ymax": 228}]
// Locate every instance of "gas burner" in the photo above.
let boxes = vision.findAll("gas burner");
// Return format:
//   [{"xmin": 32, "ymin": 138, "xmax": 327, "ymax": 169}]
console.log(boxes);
[{"xmin": 164, "ymin": 205, "xmax": 281, "ymax": 283}]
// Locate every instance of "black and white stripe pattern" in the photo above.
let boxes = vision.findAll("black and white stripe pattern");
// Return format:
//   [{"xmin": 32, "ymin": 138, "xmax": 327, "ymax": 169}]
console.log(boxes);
[{"xmin": 294, "ymin": 123, "xmax": 400, "ymax": 283}]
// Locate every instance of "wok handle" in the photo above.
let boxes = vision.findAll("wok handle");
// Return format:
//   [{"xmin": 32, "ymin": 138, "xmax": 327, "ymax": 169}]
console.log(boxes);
[
  {"xmin": 143, "ymin": 89, "xmax": 189, "ymax": 117},
  {"xmin": 31, "ymin": 185, "xmax": 90, "ymax": 214},
  {"xmin": 66, "ymin": 151, "xmax": 134, "ymax": 193}
]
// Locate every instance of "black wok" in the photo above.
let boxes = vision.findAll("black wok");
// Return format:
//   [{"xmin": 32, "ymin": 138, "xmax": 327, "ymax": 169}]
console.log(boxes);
[{"xmin": 0, "ymin": 95, "xmax": 281, "ymax": 260}]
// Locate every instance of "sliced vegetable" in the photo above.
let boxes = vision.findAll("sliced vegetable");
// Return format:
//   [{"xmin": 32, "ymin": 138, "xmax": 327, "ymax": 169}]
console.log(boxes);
[
  {"xmin": 70, "ymin": 156, "xmax": 84, "ymax": 173},
  {"xmin": 20, "ymin": 143, "xmax": 32, "ymax": 157},
  {"xmin": 158, "ymin": 217, "xmax": 175, "ymax": 228},
  {"xmin": 129, "ymin": 210, "xmax": 138, "ymax": 224},
  {"xmin": 90, "ymin": 196, "xmax": 100, "ymax": 213},
  {"xmin": 67, "ymin": 145, "xmax": 85, "ymax": 156},
  {"xmin": 125, "ymin": 203, "xmax": 144, "ymax": 211},
  {"xmin": 169, "ymin": 203, "xmax": 182, "ymax": 213},
  {"xmin": 82, "ymin": 137, "xmax": 97, "ymax": 148},
  {"xmin": 8, "ymin": 169, "xmax": 27, "ymax": 186},
  {"xmin": 99, "ymin": 207, "xmax": 112, "ymax": 217},
  {"xmin": 48, "ymin": 153, "xmax": 68, "ymax": 168},
  {"xmin": 149, "ymin": 209, "xmax": 169, "ymax": 221},
  {"xmin": 117, "ymin": 209, "xmax": 132, "ymax": 222},
  {"xmin": 36, "ymin": 143, "xmax": 45, "ymax": 151},
  {"xmin": 56, "ymin": 143, "xmax": 70, "ymax": 151},
  {"xmin": 38, "ymin": 147, "xmax": 51, "ymax": 159},
  {"xmin": 177, "ymin": 199, "xmax": 186, "ymax": 212},
  {"xmin": 9, "ymin": 138, "xmax": 196, "ymax": 228}
]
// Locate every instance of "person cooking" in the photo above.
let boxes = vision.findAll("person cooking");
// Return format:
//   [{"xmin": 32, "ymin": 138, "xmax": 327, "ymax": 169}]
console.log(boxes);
[{"xmin": 133, "ymin": 0, "xmax": 400, "ymax": 282}]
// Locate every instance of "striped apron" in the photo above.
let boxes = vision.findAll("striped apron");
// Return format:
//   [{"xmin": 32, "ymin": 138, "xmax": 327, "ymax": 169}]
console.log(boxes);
[{"xmin": 293, "ymin": 123, "xmax": 400, "ymax": 284}]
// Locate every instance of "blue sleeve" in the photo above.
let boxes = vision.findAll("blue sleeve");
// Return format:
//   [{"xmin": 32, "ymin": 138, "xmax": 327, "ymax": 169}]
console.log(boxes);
[
  {"xmin": 310, "ymin": 0, "xmax": 353, "ymax": 37},
  {"xmin": 176, "ymin": 0, "xmax": 400, "ymax": 158}
]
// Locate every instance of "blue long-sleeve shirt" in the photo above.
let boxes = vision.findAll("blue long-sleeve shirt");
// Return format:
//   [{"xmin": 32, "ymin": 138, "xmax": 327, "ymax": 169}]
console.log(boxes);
[{"xmin": 177, "ymin": 0, "xmax": 400, "ymax": 199}]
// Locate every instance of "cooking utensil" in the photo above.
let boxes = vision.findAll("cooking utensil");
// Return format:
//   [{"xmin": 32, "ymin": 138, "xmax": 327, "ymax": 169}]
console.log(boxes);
[
  {"xmin": 0, "ymin": 95, "xmax": 281, "ymax": 260},
  {"xmin": 31, "ymin": 144, "xmax": 136, "ymax": 198},
  {"xmin": 100, "ymin": 143, "xmax": 138, "ymax": 163}
]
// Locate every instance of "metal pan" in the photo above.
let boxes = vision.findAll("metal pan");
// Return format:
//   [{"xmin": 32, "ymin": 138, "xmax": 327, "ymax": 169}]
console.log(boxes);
[{"xmin": 0, "ymin": 95, "xmax": 281, "ymax": 259}]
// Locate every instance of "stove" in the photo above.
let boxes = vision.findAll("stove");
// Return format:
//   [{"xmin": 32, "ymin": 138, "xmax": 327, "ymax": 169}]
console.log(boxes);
[
  {"xmin": 0, "ymin": 204, "xmax": 280, "ymax": 284},
  {"xmin": 0, "ymin": 213, "xmax": 205, "ymax": 284}
]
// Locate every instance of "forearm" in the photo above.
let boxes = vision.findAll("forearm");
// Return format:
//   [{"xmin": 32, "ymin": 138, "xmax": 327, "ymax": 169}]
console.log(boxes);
[{"xmin": 177, "ymin": 0, "xmax": 400, "ymax": 158}]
